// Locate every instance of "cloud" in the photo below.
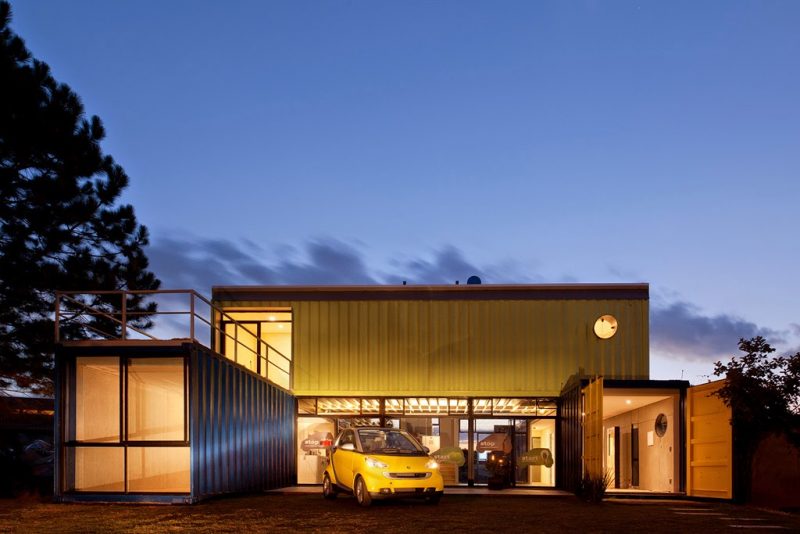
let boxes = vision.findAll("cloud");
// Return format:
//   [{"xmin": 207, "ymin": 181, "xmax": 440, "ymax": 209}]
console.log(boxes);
[
  {"xmin": 273, "ymin": 240, "xmax": 377, "ymax": 285},
  {"xmin": 147, "ymin": 235, "xmax": 539, "ymax": 289},
  {"xmin": 147, "ymin": 236, "xmax": 376, "ymax": 288},
  {"xmin": 387, "ymin": 246, "xmax": 485, "ymax": 285},
  {"xmin": 651, "ymin": 301, "xmax": 785, "ymax": 363},
  {"xmin": 147, "ymin": 234, "xmax": 785, "ymax": 365}
]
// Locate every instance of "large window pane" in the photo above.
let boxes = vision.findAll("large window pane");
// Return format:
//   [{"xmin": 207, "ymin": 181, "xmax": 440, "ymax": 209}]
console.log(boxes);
[
  {"xmin": 128, "ymin": 358, "xmax": 185, "ymax": 441},
  {"xmin": 127, "ymin": 447, "xmax": 190, "ymax": 492},
  {"xmin": 523, "ymin": 419, "xmax": 556, "ymax": 487},
  {"xmin": 262, "ymin": 320, "xmax": 291, "ymax": 388},
  {"xmin": 296, "ymin": 418, "xmax": 334, "ymax": 484},
  {"xmin": 69, "ymin": 447, "xmax": 124, "ymax": 492},
  {"xmin": 74, "ymin": 357, "xmax": 119, "ymax": 442},
  {"xmin": 224, "ymin": 323, "xmax": 258, "ymax": 370}
]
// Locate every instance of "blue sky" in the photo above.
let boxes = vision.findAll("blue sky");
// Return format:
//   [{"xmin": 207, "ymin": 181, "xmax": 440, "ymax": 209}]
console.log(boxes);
[{"xmin": 9, "ymin": 1, "xmax": 800, "ymax": 383}]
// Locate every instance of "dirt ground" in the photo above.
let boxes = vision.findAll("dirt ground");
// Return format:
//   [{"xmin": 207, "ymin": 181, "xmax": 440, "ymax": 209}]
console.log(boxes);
[{"xmin": 2, "ymin": 493, "xmax": 799, "ymax": 533}]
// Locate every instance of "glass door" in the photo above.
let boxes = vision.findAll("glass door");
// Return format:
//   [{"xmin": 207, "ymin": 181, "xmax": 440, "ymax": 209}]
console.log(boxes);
[{"xmin": 472, "ymin": 418, "xmax": 513, "ymax": 487}]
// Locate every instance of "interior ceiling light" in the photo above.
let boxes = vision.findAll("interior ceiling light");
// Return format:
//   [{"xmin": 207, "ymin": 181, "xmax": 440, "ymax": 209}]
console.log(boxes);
[{"xmin": 626, "ymin": 399, "xmax": 632, "ymax": 405}]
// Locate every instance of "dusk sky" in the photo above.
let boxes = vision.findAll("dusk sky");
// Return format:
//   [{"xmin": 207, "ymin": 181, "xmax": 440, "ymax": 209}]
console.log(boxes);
[{"xmin": 10, "ymin": 1, "xmax": 799, "ymax": 383}]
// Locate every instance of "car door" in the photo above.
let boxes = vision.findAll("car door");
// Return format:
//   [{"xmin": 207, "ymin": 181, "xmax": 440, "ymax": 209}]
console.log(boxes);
[{"xmin": 331, "ymin": 429, "xmax": 357, "ymax": 490}]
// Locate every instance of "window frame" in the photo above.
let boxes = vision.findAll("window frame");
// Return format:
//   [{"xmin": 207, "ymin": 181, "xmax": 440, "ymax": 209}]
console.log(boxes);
[{"xmin": 64, "ymin": 354, "xmax": 190, "ymax": 494}]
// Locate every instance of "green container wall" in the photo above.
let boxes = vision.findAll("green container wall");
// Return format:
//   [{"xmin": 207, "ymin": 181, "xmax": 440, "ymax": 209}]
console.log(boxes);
[{"xmin": 216, "ymin": 296, "xmax": 649, "ymax": 397}]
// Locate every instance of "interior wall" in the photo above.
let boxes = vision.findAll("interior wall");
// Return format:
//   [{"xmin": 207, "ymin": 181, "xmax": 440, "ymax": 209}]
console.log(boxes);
[{"xmin": 603, "ymin": 395, "xmax": 679, "ymax": 492}]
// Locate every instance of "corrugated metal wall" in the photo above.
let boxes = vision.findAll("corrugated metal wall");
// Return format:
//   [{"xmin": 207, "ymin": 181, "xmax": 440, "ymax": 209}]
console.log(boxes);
[
  {"xmin": 557, "ymin": 379, "xmax": 583, "ymax": 493},
  {"xmin": 219, "ymin": 298, "xmax": 648, "ymax": 397},
  {"xmin": 685, "ymin": 380, "xmax": 732, "ymax": 499},
  {"xmin": 190, "ymin": 345, "xmax": 295, "ymax": 500}
]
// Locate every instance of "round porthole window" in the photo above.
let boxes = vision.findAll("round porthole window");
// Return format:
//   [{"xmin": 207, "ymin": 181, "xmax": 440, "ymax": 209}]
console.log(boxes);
[
  {"xmin": 593, "ymin": 315, "xmax": 618, "ymax": 339},
  {"xmin": 655, "ymin": 413, "xmax": 668, "ymax": 437}
]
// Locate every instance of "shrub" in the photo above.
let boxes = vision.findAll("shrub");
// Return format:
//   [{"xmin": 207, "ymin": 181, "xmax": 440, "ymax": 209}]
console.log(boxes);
[{"xmin": 576, "ymin": 470, "xmax": 612, "ymax": 503}]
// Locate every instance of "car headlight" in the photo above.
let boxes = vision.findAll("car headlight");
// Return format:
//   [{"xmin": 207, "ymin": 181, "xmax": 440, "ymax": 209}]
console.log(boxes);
[
  {"xmin": 365, "ymin": 457, "xmax": 388, "ymax": 469},
  {"xmin": 426, "ymin": 459, "xmax": 439, "ymax": 470}
]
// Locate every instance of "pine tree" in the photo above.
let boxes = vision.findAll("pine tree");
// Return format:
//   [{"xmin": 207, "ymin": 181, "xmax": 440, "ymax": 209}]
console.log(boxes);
[{"xmin": 0, "ymin": 2, "xmax": 160, "ymax": 394}]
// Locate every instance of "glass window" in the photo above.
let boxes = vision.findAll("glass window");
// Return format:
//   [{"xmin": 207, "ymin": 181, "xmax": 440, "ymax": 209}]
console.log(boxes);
[
  {"xmin": 224, "ymin": 322, "xmax": 258, "ymax": 371},
  {"xmin": 297, "ymin": 398, "xmax": 317, "ymax": 414},
  {"xmin": 220, "ymin": 309, "xmax": 292, "ymax": 386},
  {"xmin": 74, "ymin": 357, "xmax": 120, "ymax": 442},
  {"xmin": 338, "ymin": 430, "xmax": 356, "ymax": 447},
  {"xmin": 297, "ymin": 417, "xmax": 335, "ymax": 484},
  {"xmin": 317, "ymin": 398, "xmax": 360, "ymax": 415},
  {"xmin": 523, "ymin": 419, "xmax": 556, "ymax": 487},
  {"xmin": 69, "ymin": 447, "xmax": 124, "ymax": 492},
  {"xmin": 493, "ymin": 398, "xmax": 537, "ymax": 415},
  {"xmin": 537, "ymin": 399, "xmax": 557, "ymax": 416},
  {"xmin": 127, "ymin": 358, "xmax": 185, "ymax": 441},
  {"xmin": 385, "ymin": 398, "xmax": 404, "ymax": 415},
  {"xmin": 473, "ymin": 398, "xmax": 493, "ymax": 415},
  {"xmin": 449, "ymin": 399, "xmax": 469, "ymax": 415},
  {"xmin": 404, "ymin": 398, "xmax": 449, "ymax": 415},
  {"xmin": 361, "ymin": 398, "xmax": 381, "ymax": 414},
  {"xmin": 358, "ymin": 428, "xmax": 423, "ymax": 453},
  {"xmin": 127, "ymin": 447, "xmax": 190, "ymax": 492}
]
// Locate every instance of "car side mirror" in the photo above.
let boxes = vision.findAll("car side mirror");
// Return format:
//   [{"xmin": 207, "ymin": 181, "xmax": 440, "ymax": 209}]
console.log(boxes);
[
  {"xmin": 340, "ymin": 443, "xmax": 355, "ymax": 451},
  {"xmin": 423, "ymin": 446, "xmax": 430, "ymax": 453}
]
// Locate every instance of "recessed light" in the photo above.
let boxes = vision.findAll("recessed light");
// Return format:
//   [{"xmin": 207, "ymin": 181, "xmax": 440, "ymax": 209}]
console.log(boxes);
[{"xmin": 625, "ymin": 399, "xmax": 632, "ymax": 405}]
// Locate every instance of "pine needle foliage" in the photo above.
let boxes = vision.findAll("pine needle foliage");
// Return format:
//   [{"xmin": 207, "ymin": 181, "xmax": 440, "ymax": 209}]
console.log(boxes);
[{"xmin": 0, "ymin": 2, "xmax": 160, "ymax": 394}]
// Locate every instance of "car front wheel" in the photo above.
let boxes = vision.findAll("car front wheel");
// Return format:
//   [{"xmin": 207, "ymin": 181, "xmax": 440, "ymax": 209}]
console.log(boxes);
[
  {"xmin": 354, "ymin": 476, "xmax": 372, "ymax": 507},
  {"xmin": 322, "ymin": 474, "xmax": 337, "ymax": 500}
]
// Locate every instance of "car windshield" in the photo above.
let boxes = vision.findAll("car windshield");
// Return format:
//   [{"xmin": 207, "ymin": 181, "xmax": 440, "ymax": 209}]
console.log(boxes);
[{"xmin": 358, "ymin": 429, "xmax": 424, "ymax": 454}]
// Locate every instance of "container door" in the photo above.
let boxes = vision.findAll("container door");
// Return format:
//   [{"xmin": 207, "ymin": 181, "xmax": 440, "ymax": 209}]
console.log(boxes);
[
  {"xmin": 686, "ymin": 380, "xmax": 732, "ymax": 499},
  {"xmin": 582, "ymin": 377, "xmax": 604, "ymax": 478}
]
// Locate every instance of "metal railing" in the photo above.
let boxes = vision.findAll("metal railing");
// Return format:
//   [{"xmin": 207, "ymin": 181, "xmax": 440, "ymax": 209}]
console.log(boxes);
[{"xmin": 54, "ymin": 290, "xmax": 292, "ymax": 390}]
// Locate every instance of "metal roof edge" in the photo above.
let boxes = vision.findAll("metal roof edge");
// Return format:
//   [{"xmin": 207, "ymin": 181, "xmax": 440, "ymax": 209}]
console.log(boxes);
[{"xmin": 211, "ymin": 283, "xmax": 649, "ymax": 302}]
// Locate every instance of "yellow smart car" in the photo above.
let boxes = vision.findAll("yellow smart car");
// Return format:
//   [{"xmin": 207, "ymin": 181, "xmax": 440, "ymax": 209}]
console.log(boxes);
[{"xmin": 322, "ymin": 427, "xmax": 444, "ymax": 506}]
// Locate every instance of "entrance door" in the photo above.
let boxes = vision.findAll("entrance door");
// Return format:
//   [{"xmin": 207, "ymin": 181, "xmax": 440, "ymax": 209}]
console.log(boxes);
[
  {"xmin": 473, "ymin": 419, "xmax": 513, "ymax": 486},
  {"xmin": 686, "ymin": 380, "xmax": 732, "ymax": 499},
  {"xmin": 606, "ymin": 427, "xmax": 616, "ymax": 488}
]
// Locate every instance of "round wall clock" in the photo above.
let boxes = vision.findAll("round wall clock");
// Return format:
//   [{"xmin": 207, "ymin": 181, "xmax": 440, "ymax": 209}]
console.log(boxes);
[
  {"xmin": 655, "ymin": 413, "xmax": 668, "ymax": 437},
  {"xmin": 593, "ymin": 315, "xmax": 618, "ymax": 339}
]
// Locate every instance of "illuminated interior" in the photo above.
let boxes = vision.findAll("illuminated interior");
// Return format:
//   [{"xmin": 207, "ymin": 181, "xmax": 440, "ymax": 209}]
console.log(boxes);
[
  {"xmin": 221, "ymin": 310, "xmax": 292, "ymax": 390},
  {"xmin": 602, "ymin": 389, "xmax": 680, "ymax": 492},
  {"xmin": 66, "ymin": 357, "xmax": 189, "ymax": 493},
  {"xmin": 296, "ymin": 396, "xmax": 557, "ymax": 487}
]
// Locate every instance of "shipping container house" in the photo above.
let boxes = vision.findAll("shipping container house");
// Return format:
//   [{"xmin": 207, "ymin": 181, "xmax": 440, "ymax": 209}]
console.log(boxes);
[{"xmin": 52, "ymin": 283, "xmax": 733, "ymax": 502}]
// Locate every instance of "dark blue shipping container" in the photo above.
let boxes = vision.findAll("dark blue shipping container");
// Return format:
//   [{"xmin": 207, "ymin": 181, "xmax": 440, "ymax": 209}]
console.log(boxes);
[{"xmin": 54, "ymin": 341, "xmax": 296, "ymax": 503}]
